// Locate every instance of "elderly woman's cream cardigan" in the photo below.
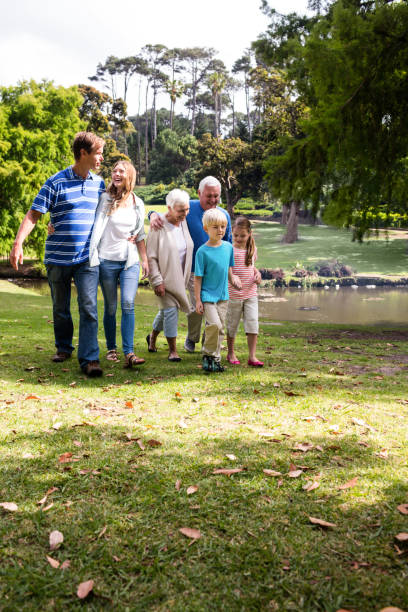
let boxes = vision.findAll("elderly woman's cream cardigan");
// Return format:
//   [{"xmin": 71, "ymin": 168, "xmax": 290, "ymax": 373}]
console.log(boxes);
[{"xmin": 147, "ymin": 215, "xmax": 194, "ymax": 313}]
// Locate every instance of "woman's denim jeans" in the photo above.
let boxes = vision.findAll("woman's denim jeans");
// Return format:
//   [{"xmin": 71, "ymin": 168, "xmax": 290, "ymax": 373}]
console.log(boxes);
[
  {"xmin": 46, "ymin": 260, "xmax": 99, "ymax": 368},
  {"xmin": 99, "ymin": 259, "xmax": 139, "ymax": 355}
]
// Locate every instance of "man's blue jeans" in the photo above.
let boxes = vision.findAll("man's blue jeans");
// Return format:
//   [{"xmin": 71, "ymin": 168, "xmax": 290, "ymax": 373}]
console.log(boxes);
[
  {"xmin": 46, "ymin": 261, "xmax": 100, "ymax": 368},
  {"xmin": 99, "ymin": 259, "xmax": 140, "ymax": 356}
]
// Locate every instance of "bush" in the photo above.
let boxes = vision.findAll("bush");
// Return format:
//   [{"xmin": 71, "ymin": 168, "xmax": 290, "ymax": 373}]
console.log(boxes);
[{"xmin": 315, "ymin": 259, "xmax": 354, "ymax": 277}]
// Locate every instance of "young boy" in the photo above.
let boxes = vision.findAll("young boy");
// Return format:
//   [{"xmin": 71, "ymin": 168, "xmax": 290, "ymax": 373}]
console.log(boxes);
[{"xmin": 194, "ymin": 209, "xmax": 241, "ymax": 372}]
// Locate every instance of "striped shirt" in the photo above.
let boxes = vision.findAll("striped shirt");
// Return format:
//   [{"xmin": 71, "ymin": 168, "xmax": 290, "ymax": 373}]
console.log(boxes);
[
  {"xmin": 31, "ymin": 166, "xmax": 105, "ymax": 266},
  {"xmin": 228, "ymin": 246, "xmax": 258, "ymax": 300}
]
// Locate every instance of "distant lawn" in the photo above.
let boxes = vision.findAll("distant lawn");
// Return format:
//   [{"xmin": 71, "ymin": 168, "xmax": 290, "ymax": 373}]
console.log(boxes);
[{"xmin": 253, "ymin": 222, "xmax": 408, "ymax": 276}]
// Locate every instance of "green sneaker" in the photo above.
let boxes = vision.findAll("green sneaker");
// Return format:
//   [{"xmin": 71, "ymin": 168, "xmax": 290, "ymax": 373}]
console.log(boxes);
[
  {"xmin": 213, "ymin": 360, "xmax": 225, "ymax": 372},
  {"xmin": 202, "ymin": 355, "xmax": 211, "ymax": 372}
]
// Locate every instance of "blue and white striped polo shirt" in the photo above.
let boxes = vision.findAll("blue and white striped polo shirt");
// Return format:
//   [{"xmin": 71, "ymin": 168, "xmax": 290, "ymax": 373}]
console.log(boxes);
[{"xmin": 31, "ymin": 166, "xmax": 105, "ymax": 266}]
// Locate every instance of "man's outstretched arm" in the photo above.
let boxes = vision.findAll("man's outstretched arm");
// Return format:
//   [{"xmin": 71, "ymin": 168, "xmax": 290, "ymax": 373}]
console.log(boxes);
[{"xmin": 10, "ymin": 209, "xmax": 42, "ymax": 270}]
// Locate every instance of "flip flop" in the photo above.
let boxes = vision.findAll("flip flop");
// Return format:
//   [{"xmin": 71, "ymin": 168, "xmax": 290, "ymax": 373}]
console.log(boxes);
[{"xmin": 146, "ymin": 334, "xmax": 157, "ymax": 353}]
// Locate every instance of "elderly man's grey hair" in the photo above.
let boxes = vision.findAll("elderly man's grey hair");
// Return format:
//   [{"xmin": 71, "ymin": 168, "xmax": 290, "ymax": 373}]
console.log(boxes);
[
  {"xmin": 166, "ymin": 188, "xmax": 190, "ymax": 209},
  {"xmin": 198, "ymin": 176, "xmax": 221, "ymax": 193}
]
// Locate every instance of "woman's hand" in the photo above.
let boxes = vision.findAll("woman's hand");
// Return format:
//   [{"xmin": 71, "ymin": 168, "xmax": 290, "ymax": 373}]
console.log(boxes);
[
  {"xmin": 149, "ymin": 213, "xmax": 163, "ymax": 231},
  {"xmin": 47, "ymin": 222, "xmax": 55, "ymax": 235},
  {"xmin": 140, "ymin": 259, "xmax": 149, "ymax": 280},
  {"xmin": 154, "ymin": 283, "xmax": 165, "ymax": 297}
]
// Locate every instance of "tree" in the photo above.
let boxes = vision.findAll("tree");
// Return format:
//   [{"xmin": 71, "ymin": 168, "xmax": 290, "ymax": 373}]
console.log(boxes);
[
  {"xmin": 233, "ymin": 51, "xmax": 253, "ymax": 140},
  {"xmin": 147, "ymin": 129, "xmax": 198, "ymax": 184},
  {"xmin": 183, "ymin": 48, "xmax": 217, "ymax": 136},
  {"xmin": 78, "ymin": 84, "xmax": 110, "ymax": 134},
  {"xmin": 197, "ymin": 134, "xmax": 264, "ymax": 216},
  {"xmin": 0, "ymin": 81, "xmax": 84, "ymax": 258},
  {"xmin": 206, "ymin": 62, "xmax": 228, "ymax": 137}
]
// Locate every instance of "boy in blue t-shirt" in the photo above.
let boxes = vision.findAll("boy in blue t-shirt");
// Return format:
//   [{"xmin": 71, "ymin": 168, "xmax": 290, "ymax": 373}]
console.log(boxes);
[{"xmin": 194, "ymin": 209, "xmax": 241, "ymax": 372}]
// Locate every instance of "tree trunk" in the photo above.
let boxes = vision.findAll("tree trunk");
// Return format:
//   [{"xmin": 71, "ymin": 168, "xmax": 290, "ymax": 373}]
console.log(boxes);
[
  {"xmin": 225, "ymin": 190, "xmax": 234, "ymax": 218},
  {"xmin": 144, "ymin": 83, "xmax": 149, "ymax": 179},
  {"xmin": 281, "ymin": 201, "xmax": 300, "ymax": 244},
  {"xmin": 281, "ymin": 203, "xmax": 290, "ymax": 225}
]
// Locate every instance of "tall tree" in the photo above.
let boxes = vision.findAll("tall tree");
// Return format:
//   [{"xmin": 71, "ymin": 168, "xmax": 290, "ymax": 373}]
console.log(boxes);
[
  {"xmin": 233, "ymin": 51, "xmax": 253, "ymax": 140},
  {"xmin": 183, "ymin": 47, "xmax": 217, "ymax": 136}
]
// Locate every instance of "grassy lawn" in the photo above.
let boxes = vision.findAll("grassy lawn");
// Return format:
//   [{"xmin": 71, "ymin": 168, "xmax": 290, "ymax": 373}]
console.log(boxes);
[
  {"xmin": 0, "ymin": 280, "xmax": 407, "ymax": 611},
  {"xmin": 253, "ymin": 223, "xmax": 408, "ymax": 276}
]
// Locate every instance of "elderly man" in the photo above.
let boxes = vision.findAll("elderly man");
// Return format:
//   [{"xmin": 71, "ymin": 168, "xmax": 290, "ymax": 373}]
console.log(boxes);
[
  {"xmin": 10, "ymin": 131, "xmax": 106, "ymax": 377},
  {"xmin": 149, "ymin": 176, "xmax": 232, "ymax": 352}
]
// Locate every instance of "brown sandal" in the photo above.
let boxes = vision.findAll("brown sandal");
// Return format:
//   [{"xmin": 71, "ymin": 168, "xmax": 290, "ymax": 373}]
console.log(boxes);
[
  {"xmin": 125, "ymin": 353, "xmax": 145, "ymax": 368},
  {"xmin": 106, "ymin": 349, "xmax": 119, "ymax": 361}
]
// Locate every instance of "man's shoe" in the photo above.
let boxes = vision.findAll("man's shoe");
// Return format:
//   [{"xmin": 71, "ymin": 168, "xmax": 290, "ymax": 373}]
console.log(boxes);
[
  {"xmin": 52, "ymin": 352, "xmax": 71, "ymax": 363},
  {"xmin": 202, "ymin": 355, "xmax": 211, "ymax": 371},
  {"xmin": 213, "ymin": 360, "xmax": 225, "ymax": 372},
  {"xmin": 184, "ymin": 338, "xmax": 195, "ymax": 353},
  {"xmin": 82, "ymin": 361, "xmax": 103, "ymax": 377}
]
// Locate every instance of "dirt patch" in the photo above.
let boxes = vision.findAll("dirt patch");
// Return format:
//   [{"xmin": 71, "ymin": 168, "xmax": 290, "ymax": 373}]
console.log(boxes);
[{"xmin": 307, "ymin": 330, "xmax": 408, "ymax": 342}]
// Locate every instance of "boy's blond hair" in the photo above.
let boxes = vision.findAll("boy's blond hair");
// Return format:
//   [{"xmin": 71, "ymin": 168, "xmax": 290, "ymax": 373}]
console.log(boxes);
[{"xmin": 202, "ymin": 208, "xmax": 227, "ymax": 229}]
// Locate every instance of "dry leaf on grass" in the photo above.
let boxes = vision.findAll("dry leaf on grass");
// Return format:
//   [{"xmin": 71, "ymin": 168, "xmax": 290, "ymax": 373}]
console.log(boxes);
[
  {"xmin": 377, "ymin": 448, "xmax": 389, "ymax": 459},
  {"xmin": 303, "ymin": 481, "xmax": 320, "ymax": 492},
  {"xmin": 179, "ymin": 527, "xmax": 201, "ymax": 540},
  {"xmin": 46, "ymin": 555, "xmax": 60, "ymax": 568},
  {"xmin": 338, "ymin": 477, "xmax": 358, "ymax": 490},
  {"xmin": 212, "ymin": 468, "xmax": 243, "ymax": 475},
  {"xmin": 288, "ymin": 469, "xmax": 303, "ymax": 478},
  {"xmin": 136, "ymin": 439, "xmax": 145, "ymax": 450},
  {"xmin": 187, "ymin": 485, "xmax": 198, "ymax": 495},
  {"xmin": 24, "ymin": 394, "xmax": 42, "ymax": 400},
  {"xmin": 225, "ymin": 454, "xmax": 237, "ymax": 461},
  {"xmin": 263, "ymin": 469, "xmax": 282, "ymax": 477},
  {"xmin": 77, "ymin": 579, "xmax": 94, "ymax": 599},
  {"xmin": 175, "ymin": 479, "xmax": 181, "ymax": 491},
  {"xmin": 98, "ymin": 526, "xmax": 107, "ymax": 538},
  {"xmin": 294, "ymin": 442, "xmax": 314, "ymax": 452},
  {"xmin": 58, "ymin": 452, "xmax": 73, "ymax": 463},
  {"xmin": 0, "ymin": 502, "xmax": 18, "ymax": 512},
  {"xmin": 394, "ymin": 533, "xmax": 408, "ymax": 549},
  {"xmin": 379, "ymin": 608, "xmax": 406, "ymax": 612},
  {"xmin": 60, "ymin": 560, "xmax": 70, "ymax": 569},
  {"xmin": 73, "ymin": 440, "xmax": 82, "ymax": 447},
  {"xmin": 49, "ymin": 530, "xmax": 64, "ymax": 550},
  {"xmin": 125, "ymin": 400, "xmax": 133, "ymax": 408},
  {"xmin": 309, "ymin": 516, "xmax": 337, "ymax": 528},
  {"xmin": 397, "ymin": 504, "xmax": 408, "ymax": 515},
  {"xmin": 147, "ymin": 439, "xmax": 162, "ymax": 447},
  {"xmin": 42, "ymin": 503, "xmax": 54, "ymax": 512}
]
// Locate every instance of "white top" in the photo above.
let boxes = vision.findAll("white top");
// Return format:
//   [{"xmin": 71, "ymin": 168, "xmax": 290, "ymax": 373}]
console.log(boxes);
[
  {"xmin": 171, "ymin": 223, "xmax": 187, "ymax": 271},
  {"xmin": 98, "ymin": 205, "xmax": 138, "ymax": 261}
]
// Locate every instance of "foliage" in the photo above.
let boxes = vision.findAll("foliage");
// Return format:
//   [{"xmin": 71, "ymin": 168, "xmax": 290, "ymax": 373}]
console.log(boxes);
[
  {"xmin": 0, "ymin": 81, "xmax": 84, "ymax": 258},
  {"xmin": 147, "ymin": 129, "xmax": 198, "ymax": 184}
]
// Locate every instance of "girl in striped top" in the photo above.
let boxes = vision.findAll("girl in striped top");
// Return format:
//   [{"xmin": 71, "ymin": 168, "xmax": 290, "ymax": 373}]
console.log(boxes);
[{"xmin": 226, "ymin": 217, "xmax": 264, "ymax": 367}]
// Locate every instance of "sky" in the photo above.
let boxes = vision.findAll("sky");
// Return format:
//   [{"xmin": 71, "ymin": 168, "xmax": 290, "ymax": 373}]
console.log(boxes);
[{"xmin": 1, "ymin": 0, "xmax": 310, "ymax": 116}]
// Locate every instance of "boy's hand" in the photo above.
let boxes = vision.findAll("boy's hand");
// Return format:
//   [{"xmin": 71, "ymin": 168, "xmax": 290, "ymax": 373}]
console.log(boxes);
[
  {"xmin": 231, "ymin": 274, "xmax": 242, "ymax": 290},
  {"xmin": 196, "ymin": 300, "xmax": 204, "ymax": 315},
  {"xmin": 254, "ymin": 268, "xmax": 262, "ymax": 285}
]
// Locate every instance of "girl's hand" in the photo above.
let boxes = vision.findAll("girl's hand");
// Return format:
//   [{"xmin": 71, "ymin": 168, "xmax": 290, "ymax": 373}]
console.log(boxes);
[
  {"xmin": 47, "ymin": 222, "xmax": 55, "ymax": 235},
  {"xmin": 196, "ymin": 300, "xmax": 204, "ymax": 315},
  {"xmin": 154, "ymin": 283, "xmax": 165, "ymax": 297},
  {"xmin": 231, "ymin": 274, "xmax": 242, "ymax": 290},
  {"xmin": 254, "ymin": 268, "xmax": 262, "ymax": 285}
]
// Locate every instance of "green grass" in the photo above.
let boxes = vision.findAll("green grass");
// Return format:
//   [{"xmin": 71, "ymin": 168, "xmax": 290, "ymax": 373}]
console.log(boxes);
[
  {"xmin": 0, "ymin": 280, "xmax": 407, "ymax": 610},
  {"xmin": 253, "ymin": 222, "xmax": 408, "ymax": 276}
]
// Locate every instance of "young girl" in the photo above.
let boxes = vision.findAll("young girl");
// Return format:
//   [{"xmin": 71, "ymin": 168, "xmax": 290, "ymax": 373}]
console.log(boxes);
[{"xmin": 226, "ymin": 216, "xmax": 263, "ymax": 367}]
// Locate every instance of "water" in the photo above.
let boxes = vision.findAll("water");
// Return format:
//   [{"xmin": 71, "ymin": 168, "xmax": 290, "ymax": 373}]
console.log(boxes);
[{"xmin": 7, "ymin": 279, "xmax": 408, "ymax": 326}]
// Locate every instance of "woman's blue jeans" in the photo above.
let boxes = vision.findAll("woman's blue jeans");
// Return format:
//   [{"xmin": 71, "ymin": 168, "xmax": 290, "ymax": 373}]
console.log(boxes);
[{"xmin": 99, "ymin": 259, "xmax": 140, "ymax": 355}]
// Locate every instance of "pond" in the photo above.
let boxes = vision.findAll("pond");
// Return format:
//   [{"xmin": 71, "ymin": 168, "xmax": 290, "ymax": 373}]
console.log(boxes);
[{"xmin": 8, "ymin": 279, "xmax": 408, "ymax": 326}]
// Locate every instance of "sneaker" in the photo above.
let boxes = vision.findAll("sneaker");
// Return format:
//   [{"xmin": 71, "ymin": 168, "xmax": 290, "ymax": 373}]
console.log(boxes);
[
  {"xmin": 51, "ymin": 351, "xmax": 71, "ymax": 363},
  {"xmin": 184, "ymin": 338, "xmax": 195, "ymax": 353},
  {"xmin": 213, "ymin": 360, "xmax": 225, "ymax": 372},
  {"xmin": 202, "ymin": 355, "xmax": 213, "ymax": 372},
  {"xmin": 82, "ymin": 361, "xmax": 103, "ymax": 377}
]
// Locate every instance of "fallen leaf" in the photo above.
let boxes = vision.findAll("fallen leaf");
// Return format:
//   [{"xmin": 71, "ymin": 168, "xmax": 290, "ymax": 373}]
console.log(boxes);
[
  {"xmin": 22, "ymin": 452, "xmax": 35, "ymax": 459},
  {"xmin": 294, "ymin": 442, "xmax": 314, "ymax": 452},
  {"xmin": 68, "ymin": 382, "xmax": 76, "ymax": 388},
  {"xmin": 113, "ymin": 555, "xmax": 121, "ymax": 562},
  {"xmin": 52, "ymin": 422, "xmax": 62, "ymax": 430},
  {"xmin": 0, "ymin": 502, "xmax": 18, "ymax": 512},
  {"xmin": 379, "ymin": 608, "xmax": 406, "ymax": 612},
  {"xmin": 60, "ymin": 560, "xmax": 71, "ymax": 570},
  {"xmin": 136, "ymin": 439, "xmax": 145, "ymax": 450},
  {"xmin": 212, "ymin": 468, "xmax": 243, "ymax": 475},
  {"xmin": 73, "ymin": 440, "xmax": 82, "ymax": 447},
  {"xmin": 46, "ymin": 555, "xmax": 60, "ymax": 569},
  {"xmin": 192, "ymin": 397, "xmax": 199, "ymax": 403},
  {"xmin": 179, "ymin": 527, "xmax": 201, "ymax": 540},
  {"xmin": 77, "ymin": 579, "xmax": 94, "ymax": 599},
  {"xmin": 303, "ymin": 481, "xmax": 320, "ymax": 492},
  {"xmin": 98, "ymin": 526, "xmax": 107, "ymax": 538},
  {"xmin": 175, "ymin": 392, "xmax": 181, "ymax": 397},
  {"xmin": 225, "ymin": 454, "xmax": 237, "ymax": 461},
  {"xmin": 125, "ymin": 400, "xmax": 133, "ymax": 408},
  {"xmin": 309, "ymin": 516, "xmax": 337, "ymax": 528},
  {"xmin": 288, "ymin": 469, "xmax": 303, "ymax": 478},
  {"xmin": 42, "ymin": 503, "xmax": 54, "ymax": 512},
  {"xmin": 58, "ymin": 452, "xmax": 73, "ymax": 463},
  {"xmin": 178, "ymin": 420, "xmax": 188, "ymax": 429},
  {"xmin": 175, "ymin": 479, "xmax": 181, "ymax": 491},
  {"xmin": 263, "ymin": 469, "xmax": 282, "ymax": 477},
  {"xmin": 397, "ymin": 504, "xmax": 408, "ymax": 515},
  {"xmin": 394, "ymin": 533, "xmax": 408, "ymax": 549},
  {"xmin": 187, "ymin": 486, "xmax": 198, "ymax": 495},
  {"xmin": 49, "ymin": 530, "xmax": 64, "ymax": 550},
  {"xmin": 377, "ymin": 448, "xmax": 389, "ymax": 459},
  {"xmin": 25, "ymin": 394, "xmax": 41, "ymax": 400},
  {"xmin": 147, "ymin": 439, "xmax": 162, "ymax": 447},
  {"xmin": 328, "ymin": 425, "xmax": 341, "ymax": 435},
  {"xmin": 339, "ymin": 477, "xmax": 358, "ymax": 490}
]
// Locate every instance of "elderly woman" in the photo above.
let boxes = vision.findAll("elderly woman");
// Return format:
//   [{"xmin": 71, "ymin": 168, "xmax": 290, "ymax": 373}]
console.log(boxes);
[
  {"xmin": 146, "ymin": 189, "xmax": 193, "ymax": 361},
  {"xmin": 89, "ymin": 160, "xmax": 148, "ymax": 368}
]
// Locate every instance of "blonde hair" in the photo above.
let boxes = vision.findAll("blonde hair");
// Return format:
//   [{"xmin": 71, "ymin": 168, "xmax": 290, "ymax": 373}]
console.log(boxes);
[
  {"xmin": 232, "ymin": 216, "xmax": 255, "ymax": 267},
  {"xmin": 106, "ymin": 161, "xmax": 136, "ymax": 215},
  {"xmin": 202, "ymin": 208, "xmax": 227, "ymax": 228}
]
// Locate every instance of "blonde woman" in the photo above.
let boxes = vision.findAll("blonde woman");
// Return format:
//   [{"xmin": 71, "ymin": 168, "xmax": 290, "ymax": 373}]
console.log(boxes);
[{"xmin": 89, "ymin": 161, "xmax": 148, "ymax": 367}]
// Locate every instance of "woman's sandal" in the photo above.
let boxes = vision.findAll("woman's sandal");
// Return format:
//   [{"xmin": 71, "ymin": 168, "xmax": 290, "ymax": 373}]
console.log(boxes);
[
  {"xmin": 125, "ymin": 353, "xmax": 145, "ymax": 368},
  {"xmin": 106, "ymin": 349, "xmax": 119, "ymax": 361}
]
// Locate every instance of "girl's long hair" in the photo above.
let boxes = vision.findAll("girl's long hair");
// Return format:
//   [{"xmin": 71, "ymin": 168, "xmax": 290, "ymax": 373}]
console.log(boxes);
[
  {"xmin": 106, "ymin": 161, "xmax": 136, "ymax": 215},
  {"xmin": 233, "ymin": 216, "xmax": 255, "ymax": 267}
]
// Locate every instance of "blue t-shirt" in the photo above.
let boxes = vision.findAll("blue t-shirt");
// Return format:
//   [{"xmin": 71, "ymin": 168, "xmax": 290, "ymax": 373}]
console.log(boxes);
[
  {"xmin": 187, "ymin": 200, "xmax": 232, "ymax": 272},
  {"xmin": 31, "ymin": 166, "xmax": 105, "ymax": 266},
  {"xmin": 194, "ymin": 242, "xmax": 234, "ymax": 303}
]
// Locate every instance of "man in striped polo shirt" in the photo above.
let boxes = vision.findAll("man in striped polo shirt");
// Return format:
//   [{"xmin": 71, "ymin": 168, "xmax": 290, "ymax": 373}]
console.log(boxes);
[{"xmin": 10, "ymin": 132, "xmax": 106, "ymax": 377}]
